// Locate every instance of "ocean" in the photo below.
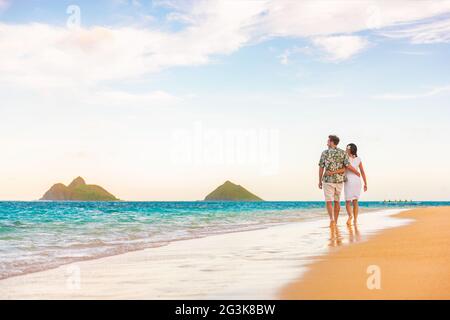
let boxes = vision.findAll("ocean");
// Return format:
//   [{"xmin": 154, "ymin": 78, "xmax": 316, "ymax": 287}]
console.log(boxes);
[{"xmin": 0, "ymin": 201, "xmax": 448, "ymax": 280}]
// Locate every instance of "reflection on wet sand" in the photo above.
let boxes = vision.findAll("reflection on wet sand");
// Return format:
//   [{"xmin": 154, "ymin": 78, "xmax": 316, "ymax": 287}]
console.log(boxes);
[
  {"xmin": 329, "ymin": 225, "xmax": 342, "ymax": 247},
  {"xmin": 353, "ymin": 223, "xmax": 361, "ymax": 242},
  {"xmin": 347, "ymin": 223, "xmax": 361, "ymax": 243},
  {"xmin": 329, "ymin": 223, "xmax": 361, "ymax": 247}
]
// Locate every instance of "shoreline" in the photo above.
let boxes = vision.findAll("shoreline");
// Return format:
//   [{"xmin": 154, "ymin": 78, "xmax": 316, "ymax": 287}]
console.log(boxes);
[
  {"xmin": 0, "ymin": 208, "xmax": 409, "ymax": 299},
  {"xmin": 280, "ymin": 206, "xmax": 450, "ymax": 299},
  {"xmin": 0, "ymin": 206, "xmax": 390, "ymax": 282}
]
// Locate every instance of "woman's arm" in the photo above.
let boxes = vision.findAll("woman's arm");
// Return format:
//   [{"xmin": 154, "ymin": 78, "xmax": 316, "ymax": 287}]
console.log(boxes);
[
  {"xmin": 325, "ymin": 165, "xmax": 361, "ymax": 177},
  {"xmin": 359, "ymin": 162, "xmax": 368, "ymax": 191},
  {"xmin": 326, "ymin": 165, "xmax": 361, "ymax": 177},
  {"xmin": 325, "ymin": 166, "xmax": 362, "ymax": 177},
  {"xmin": 344, "ymin": 165, "xmax": 361, "ymax": 177},
  {"xmin": 325, "ymin": 168, "xmax": 345, "ymax": 176}
]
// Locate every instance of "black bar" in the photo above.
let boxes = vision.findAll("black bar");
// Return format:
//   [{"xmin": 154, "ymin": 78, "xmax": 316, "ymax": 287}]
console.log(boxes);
[{"xmin": 1, "ymin": 300, "xmax": 448, "ymax": 319}]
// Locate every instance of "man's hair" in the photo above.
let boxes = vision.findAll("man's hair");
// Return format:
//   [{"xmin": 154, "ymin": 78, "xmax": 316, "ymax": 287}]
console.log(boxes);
[{"xmin": 328, "ymin": 135, "xmax": 340, "ymax": 146}]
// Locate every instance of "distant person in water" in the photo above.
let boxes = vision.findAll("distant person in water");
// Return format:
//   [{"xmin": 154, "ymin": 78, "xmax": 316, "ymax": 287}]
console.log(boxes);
[
  {"xmin": 324, "ymin": 143, "xmax": 368, "ymax": 225},
  {"xmin": 318, "ymin": 135, "xmax": 350, "ymax": 226}
]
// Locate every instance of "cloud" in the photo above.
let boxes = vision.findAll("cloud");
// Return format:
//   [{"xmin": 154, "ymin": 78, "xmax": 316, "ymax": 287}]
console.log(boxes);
[
  {"xmin": 88, "ymin": 89, "xmax": 180, "ymax": 106},
  {"xmin": 258, "ymin": 0, "xmax": 450, "ymax": 37},
  {"xmin": 312, "ymin": 35, "xmax": 370, "ymax": 61},
  {"xmin": 278, "ymin": 46, "xmax": 312, "ymax": 65},
  {"xmin": 1, "ymin": 0, "xmax": 450, "ymax": 91},
  {"xmin": 113, "ymin": 0, "xmax": 141, "ymax": 6},
  {"xmin": 0, "ymin": 1, "xmax": 264, "ymax": 88},
  {"xmin": 372, "ymin": 85, "xmax": 450, "ymax": 100},
  {"xmin": 0, "ymin": 23, "xmax": 244, "ymax": 89},
  {"xmin": 395, "ymin": 50, "xmax": 431, "ymax": 56},
  {"xmin": 381, "ymin": 16, "xmax": 450, "ymax": 44}
]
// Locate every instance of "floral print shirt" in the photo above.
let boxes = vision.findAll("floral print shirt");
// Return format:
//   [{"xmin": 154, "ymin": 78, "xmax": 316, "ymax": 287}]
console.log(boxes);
[{"xmin": 319, "ymin": 147, "xmax": 350, "ymax": 183}]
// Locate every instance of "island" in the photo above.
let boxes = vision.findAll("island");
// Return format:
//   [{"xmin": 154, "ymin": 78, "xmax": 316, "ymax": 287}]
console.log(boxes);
[
  {"xmin": 204, "ymin": 180, "xmax": 263, "ymax": 201},
  {"xmin": 40, "ymin": 176, "xmax": 119, "ymax": 201}
]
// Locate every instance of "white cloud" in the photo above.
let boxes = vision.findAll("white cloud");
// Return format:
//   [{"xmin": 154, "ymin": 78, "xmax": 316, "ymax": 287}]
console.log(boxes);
[
  {"xmin": 372, "ymin": 85, "xmax": 450, "ymax": 100},
  {"xmin": 113, "ymin": 0, "xmax": 141, "ymax": 6},
  {"xmin": 258, "ymin": 0, "xmax": 450, "ymax": 37},
  {"xmin": 0, "ymin": 1, "xmax": 265, "ymax": 88},
  {"xmin": 396, "ymin": 51, "xmax": 431, "ymax": 56},
  {"xmin": 88, "ymin": 89, "xmax": 180, "ymax": 106},
  {"xmin": 381, "ymin": 16, "xmax": 450, "ymax": 44},
  {"xmin": 278, "ymin": 46, "xmax": 311, "ymax": 65},
  {"xmin": 0, "ymin": 23, "xmax": 242, "ymax": 87},
  {"xmin": 312, "ymin": 35, "xmax": 370, "ymax": 61},
  {"xmin": 1, "ymin": 0, "xmax": 450, "ymax": 93}
]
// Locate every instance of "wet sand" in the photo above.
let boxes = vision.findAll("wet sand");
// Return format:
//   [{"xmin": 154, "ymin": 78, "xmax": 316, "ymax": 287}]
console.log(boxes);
[{"xmin": 280, "ymin": 207, "xmax": 450, "ymax": 299}]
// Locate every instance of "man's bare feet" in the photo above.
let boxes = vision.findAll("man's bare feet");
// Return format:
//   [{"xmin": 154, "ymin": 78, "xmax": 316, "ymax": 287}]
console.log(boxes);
[
  {"xmin": 330, "ymin": 220, "xmax": 336, "ymax": 227},
  {"xmin": 353, "ymin": 219, "xmax": 358, "ymax": 225}
]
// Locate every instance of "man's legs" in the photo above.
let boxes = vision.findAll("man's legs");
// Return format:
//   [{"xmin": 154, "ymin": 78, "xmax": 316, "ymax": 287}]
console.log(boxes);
[
  {"xmin": 326, "ymin": 201, "xmax": 334, "ymax": 226},
  {"xmin": 333, "ymin": 200, "xmax": 340, "ymax": 223},
  {"xmin": 333, "ymin": 183, "xmax": 343, "ymax": 223},
  {"xmin": 323, "ymin": 183, "xmax": 336, "ymax": 226}
]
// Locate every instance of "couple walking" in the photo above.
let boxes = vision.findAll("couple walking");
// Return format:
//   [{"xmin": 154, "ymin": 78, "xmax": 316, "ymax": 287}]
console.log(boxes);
[{"xmin": 318, "ymin": 135, "xmax": 368, "ymax": 227}]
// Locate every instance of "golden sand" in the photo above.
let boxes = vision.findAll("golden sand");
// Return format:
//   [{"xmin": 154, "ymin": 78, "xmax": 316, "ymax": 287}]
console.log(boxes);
[{"xmin": 280, "ymin": 207, "xmax": 450, "ymax": 299}]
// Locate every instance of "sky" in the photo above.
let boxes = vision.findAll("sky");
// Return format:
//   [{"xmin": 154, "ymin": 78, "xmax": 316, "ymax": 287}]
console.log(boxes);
[{"xmin": 1, "ymin": 0, "xmax": 450, "ymax": 201}]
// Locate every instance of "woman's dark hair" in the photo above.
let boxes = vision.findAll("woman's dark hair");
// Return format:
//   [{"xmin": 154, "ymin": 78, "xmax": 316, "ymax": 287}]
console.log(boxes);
[{"xmin": 347, "ymin": 143, "xmax": 358, "ymax": 157}]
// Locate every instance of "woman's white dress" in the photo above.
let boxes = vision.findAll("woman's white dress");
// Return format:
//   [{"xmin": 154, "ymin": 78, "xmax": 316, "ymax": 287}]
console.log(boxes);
[{"xmin": 345, "ymin": 156, "xmax": 362, "ymax": 201}]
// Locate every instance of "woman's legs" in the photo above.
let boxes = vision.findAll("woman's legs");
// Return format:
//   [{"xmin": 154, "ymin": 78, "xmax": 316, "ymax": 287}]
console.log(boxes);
[
  {"xmin": 345, "ymin": 200, "xmax": 352, "ymax": 225},
  {"xmin": 352, "ymin": 199, "xmax": 359, "ymax": 224}
]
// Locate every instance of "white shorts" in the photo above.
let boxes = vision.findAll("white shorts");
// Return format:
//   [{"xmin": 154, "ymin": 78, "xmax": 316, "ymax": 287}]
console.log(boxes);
[{"xmin": 323, "ymin": 182, "xmax": 343, "ymax": 202}]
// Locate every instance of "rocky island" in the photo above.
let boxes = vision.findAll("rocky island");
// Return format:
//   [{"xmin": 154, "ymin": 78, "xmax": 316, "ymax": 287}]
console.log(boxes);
[
  {"xmin": 40, "ymin": 176, "xmax": 119, "ymax": 201},
  {"xmin": 204, "ymin": 180, "xmax": 263, "ymax": 201}
]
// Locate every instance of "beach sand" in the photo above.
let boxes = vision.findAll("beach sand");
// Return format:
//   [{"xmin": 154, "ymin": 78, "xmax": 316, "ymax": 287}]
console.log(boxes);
[{"xmin": 280, "ymin": 206, "xmax": 450, "ymax": 299}]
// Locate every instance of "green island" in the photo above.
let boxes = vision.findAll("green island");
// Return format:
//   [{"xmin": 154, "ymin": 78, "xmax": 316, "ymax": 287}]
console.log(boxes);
[
  {"xmin": 40, "ymin": 177, "xmax": 119, "ymax": 201},
  {"xmin": 204, "ymin": 180, "xmax": 263, "ymax": 201}
]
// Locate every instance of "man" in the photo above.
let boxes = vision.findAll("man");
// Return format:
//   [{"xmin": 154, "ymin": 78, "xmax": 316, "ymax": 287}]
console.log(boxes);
[{"xmin": 318, "ymin": 135, "xmax": 350, "ymax": 226}]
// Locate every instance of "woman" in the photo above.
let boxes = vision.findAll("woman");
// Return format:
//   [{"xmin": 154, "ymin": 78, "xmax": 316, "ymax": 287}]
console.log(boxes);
[
  {"xmin": 325, "ymin": 143, "xmax": 367, "ymax": 225},
  {"xmin": 343, "ymin": 143, "xmax": 367, "ymax": 225}
]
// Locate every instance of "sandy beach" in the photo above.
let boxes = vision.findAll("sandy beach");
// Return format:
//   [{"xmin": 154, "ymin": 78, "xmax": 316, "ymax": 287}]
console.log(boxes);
[{"xmin": 281, "ymin": 206, "xmax": 450, "ymax": 299}]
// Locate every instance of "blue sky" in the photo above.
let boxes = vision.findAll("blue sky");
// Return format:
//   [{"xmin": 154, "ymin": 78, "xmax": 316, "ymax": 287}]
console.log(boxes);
[{"xmin": 0, "ymin": 0, "xmax": 450, "ymax": 200}]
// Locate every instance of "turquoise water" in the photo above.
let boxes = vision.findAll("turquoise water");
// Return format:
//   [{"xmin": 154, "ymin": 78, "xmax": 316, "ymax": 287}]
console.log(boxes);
[{"xmin": 0, "ymin": 201, "xmax": 448, "ymax": 279}]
